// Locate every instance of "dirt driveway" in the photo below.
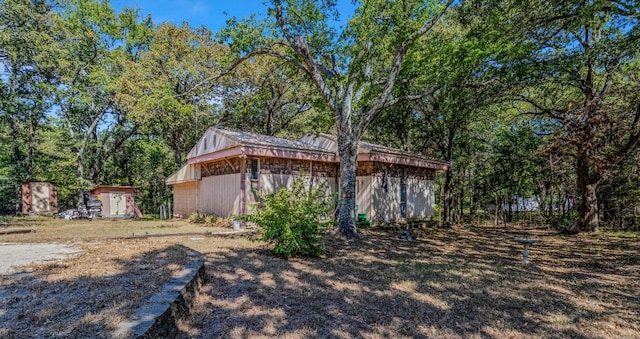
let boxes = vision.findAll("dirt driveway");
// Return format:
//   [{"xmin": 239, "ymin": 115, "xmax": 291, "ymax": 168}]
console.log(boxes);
[{"xmin": 0, "ymin": 243, "xmax": 81, "ymax": 275}]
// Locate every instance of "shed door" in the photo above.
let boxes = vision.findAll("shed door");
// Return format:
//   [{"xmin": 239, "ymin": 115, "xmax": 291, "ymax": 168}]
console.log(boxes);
[
  {"xmin": 110, "ymin": 192, "xmax": 126, "ymax": 216},
  {"xmin": 33, "ymin": 183, "xmax": 50, "ymax": 212}
]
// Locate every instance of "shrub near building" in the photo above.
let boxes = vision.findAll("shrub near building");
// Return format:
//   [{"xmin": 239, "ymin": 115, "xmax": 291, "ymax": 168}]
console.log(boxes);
[{"xmin": 245, "ymin": 179, "xmax": 335, "ymax": 259}]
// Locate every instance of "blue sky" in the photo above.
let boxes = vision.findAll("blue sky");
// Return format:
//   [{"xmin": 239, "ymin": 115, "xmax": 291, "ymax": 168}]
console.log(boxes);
[{"xmin": 109, "ymin": 0, "xmax": 355, "ymax": 32}]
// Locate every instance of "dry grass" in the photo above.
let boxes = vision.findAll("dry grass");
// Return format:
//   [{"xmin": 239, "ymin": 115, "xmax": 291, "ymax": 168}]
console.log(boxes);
[
  {"xmin": 2, "ymin": 218, "xmax": 639, "ymax": 338},
  {"xmin": 0, "ymin": 240, "xmax": 193, "ymax": 338},
  {"xmin": 0, "ymin": 217, "xmax": 232, "ymax": 338},
  {"xmin": 0, "ymin": 217, "xmax": 231, "ymax": 242},
  {"xmin": 177, "ymin": 225, "xmax": 640, "ymax": 338}
]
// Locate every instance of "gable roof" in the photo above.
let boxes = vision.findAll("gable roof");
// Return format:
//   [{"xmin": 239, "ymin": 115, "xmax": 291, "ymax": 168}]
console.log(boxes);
[
  {"xmin": 169, "ymin": 128, "xmax": 448, "ymax": 185},
  {"xmin": 185, "ymin": 128, "xmax": 337, "ymax": 165}
]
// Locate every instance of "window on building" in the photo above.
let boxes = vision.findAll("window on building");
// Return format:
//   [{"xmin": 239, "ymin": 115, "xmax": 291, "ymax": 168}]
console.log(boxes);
[
  {"xmin": 203, "ymin": 138, "xmax": 207, "ymax": 151},
  {"xmin": 250, "ymin": 159, "xmax": 259, "ymax": 180}
]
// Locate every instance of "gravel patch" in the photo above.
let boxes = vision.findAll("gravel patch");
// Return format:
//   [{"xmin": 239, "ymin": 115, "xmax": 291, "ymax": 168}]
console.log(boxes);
[{"xmin": 0, "ymin": 243, "xmax": 82, "ymax": 275}]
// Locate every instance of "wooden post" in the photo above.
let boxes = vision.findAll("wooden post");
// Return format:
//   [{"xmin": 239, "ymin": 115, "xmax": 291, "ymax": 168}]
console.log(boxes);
[{"xmin": 239, "ymin": 156, "xmax": 246, "ymax": 215}]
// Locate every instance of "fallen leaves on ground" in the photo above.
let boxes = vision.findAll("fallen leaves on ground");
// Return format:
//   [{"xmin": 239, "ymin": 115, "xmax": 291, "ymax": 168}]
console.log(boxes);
[
  {"xmin": 0, "ymin": 240, "xmax": 192, "ymax": 338},
  {"xmin": 177, "ymin": 225, "xmax": 640, "ymax": 338}
]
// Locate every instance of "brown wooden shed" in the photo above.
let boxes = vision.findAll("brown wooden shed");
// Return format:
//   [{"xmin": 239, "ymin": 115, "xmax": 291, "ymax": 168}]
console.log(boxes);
[
  {"xmin": 22, "ymin": 182, "xmax": 58, "ymax": 215},
  {"xmin": 89, "ymin": 185, "xmax": 141, "ymax": 218}
]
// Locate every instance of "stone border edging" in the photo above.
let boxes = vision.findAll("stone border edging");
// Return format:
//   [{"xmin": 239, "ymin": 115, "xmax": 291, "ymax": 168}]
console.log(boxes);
[{"xmin": 113, "ymin": 246, "xmax": 208, "ymax": 338}]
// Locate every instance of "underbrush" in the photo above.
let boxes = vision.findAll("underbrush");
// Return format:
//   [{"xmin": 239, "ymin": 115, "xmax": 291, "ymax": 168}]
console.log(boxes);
[{"xmin": 187, "ymin": 212, "xmax": 233, "ymax": 228}]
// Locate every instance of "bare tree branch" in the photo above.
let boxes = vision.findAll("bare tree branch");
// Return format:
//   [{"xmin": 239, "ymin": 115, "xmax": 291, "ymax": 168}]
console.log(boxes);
[
  {"xmin": 383, "ymin": 86, "xmax": 442, "ymax": 108},
  {"xmin": 272, "ymin": 0, "xmax": 339, "ymax": 113}
]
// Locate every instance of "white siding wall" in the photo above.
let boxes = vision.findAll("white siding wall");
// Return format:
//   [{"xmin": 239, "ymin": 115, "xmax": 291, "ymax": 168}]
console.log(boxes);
[
  {"xmin": 201, "ymin": 173, "xmax": 241, "ymax": 217},
  {"xmin": 356, "ymin": 176, "xmax": 435, "ymax": 222},
  {"xmin": 371, "ymin": 176, "xmax": 402, "ymax": 222},
  {"xmin": 172, "ymin": 182, "xmax": 197, "ymax": 218},
  {"xmin": 406, "ymin": 179, "xmax": 435, "ymax": 219},
  {"xmin": 356, "ymin": 176, "xmax": 373, "ymax": 220},
  {"xmin": 173, "ymin": 164, "xmax": 435, "ymax": 221},
  {"xmin": 260, "ymin": 174, "xmax": 296, "ymax": 193},
  {"xmin": 173, "ymin": 174, "xmax": 242, "ymax": 218}
]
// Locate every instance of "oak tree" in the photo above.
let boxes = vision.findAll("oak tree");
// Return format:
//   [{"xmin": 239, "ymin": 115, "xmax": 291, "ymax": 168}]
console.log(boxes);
[{"xmin": 224, "ymin": 0, "xmax": 454, "ymax": 238}]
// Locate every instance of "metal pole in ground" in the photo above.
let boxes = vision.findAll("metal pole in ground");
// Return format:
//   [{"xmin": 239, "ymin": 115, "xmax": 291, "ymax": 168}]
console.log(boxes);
[{"xmin": 523, "ymin": 244, "xmax": 530, "ymax": 263}]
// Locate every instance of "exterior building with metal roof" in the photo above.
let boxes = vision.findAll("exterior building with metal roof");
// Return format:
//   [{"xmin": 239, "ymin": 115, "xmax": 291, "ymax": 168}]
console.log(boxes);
[{"xmin": 167, "ymin": 128, "xmax": 448, "ymax": 223}]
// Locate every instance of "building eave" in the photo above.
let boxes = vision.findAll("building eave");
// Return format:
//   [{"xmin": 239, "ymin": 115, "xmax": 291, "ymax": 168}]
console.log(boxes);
[
  {"xmin": 187, "ymin": 145, "xmax": 338, "ymax": 164},
  {"xmin": 166, "ymin": 163, "xmax": 200, "ymax": 185},
  {"xmin": 357, "ymin": 152, "xmax": 449, "ymax": 170}
]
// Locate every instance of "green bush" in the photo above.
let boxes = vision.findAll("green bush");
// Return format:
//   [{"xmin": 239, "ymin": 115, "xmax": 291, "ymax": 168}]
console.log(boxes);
[
  {"xmin": 188, "ymin": 212, "xmax": 232, "ymax": 227},
  {"xmin": 203, "ymin": 214, "xmax": 233, "ymax": 227},
  {"xmin": 245, "ymin": 179, "xmax": 335, "ymax": 259},
  {"xmin": 204, "ymin": 214, "xmax": 216, "ymax": 224},
  {"xmin": 188, "ymin": 212, "xmax": 204, "ymax": 224},
  {"xmin": 547, "ymin": 211, "xmax": 579, "ymax": 230}
]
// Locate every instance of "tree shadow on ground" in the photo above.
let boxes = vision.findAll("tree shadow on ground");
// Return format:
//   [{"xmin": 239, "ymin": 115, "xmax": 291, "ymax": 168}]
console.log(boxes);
[
  {"xmin": 178, "ymin": 226, "xmax": 640, "ymax": 338},
  {"xmin": 0, "ymin": 244, "xmax": 191, "ymax": 338}
]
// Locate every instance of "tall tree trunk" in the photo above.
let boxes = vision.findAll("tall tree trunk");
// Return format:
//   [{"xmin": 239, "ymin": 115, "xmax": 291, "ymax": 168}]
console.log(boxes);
[
  {"xmin": 577, "ymin": 178, "xmax": 600, "ymax": 232},
  {"xmin": 174, "ymin": 145, "xmax": 183, "ymax": 165},
  {"xmin": 77, "ymin": 149, "xmax": 86, "ymax": 208},
  {"xmin": 575, "ymin": 148, "xmax": 601, "ymax": 231},
  {"xmin": 269, "ymin": 0, "xmax": 453, "ymax": 240},
  {"xmin": 468, "ymin": 168, "xmax": 475, "ymax": 217},
  {"xmin": 337, "ymin": 131, "xmax": 358, "ymax": 239},
  {"xmin": 443, "ymin": 168, "xmax": 453, "ymax": 223},
  {"xmin": 27, "ymin": 118, "xmax": 35, "ymax": 182},
  {"xmin": 507, "ymin": 194, "xmax": 513, "ymax": 222},
  {"xmin": 548, "ymin": 183, "xmax": 554, "ymax": 217}
]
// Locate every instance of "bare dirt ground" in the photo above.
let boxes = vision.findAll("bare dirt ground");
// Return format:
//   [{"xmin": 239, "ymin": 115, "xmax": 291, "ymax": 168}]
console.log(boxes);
[
  {"xmin": 1, "ymin": 218, "xmax": 638, "ymax": 338},
  {"xmin": 177, "ymin": 225, "xmax": 640, "ymax": 338},
  {"xmin": 0, "ymin": 240, "xmax": 193, "ymax": 338},
  {"xmin": 0, "ymin": 218, "xmax": 230, "ymax": 338},
  {"xmin": 0, "ymin": 243, "xmax": 81, "ymax": 275},
  {"xmin": 0, "ymin": 217, "xmax": 230, "ymax": 242}
]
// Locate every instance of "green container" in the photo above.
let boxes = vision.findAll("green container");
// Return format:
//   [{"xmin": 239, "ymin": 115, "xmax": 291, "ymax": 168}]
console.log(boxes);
[{"xmin": 357, "ymin": 213, "xmax": 367, "ymax": 222}]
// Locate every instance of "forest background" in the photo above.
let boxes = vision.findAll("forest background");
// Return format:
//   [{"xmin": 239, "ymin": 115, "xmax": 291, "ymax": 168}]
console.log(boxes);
[{"xmin": 1, "ymin": 0, "xmax": 638, "ymax": 233}]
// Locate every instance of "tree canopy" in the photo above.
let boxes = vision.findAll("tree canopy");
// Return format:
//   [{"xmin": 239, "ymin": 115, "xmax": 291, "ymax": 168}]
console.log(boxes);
[{"xmin": 1, "ymin": 0, "xmax": 638, "ymax": 235}]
